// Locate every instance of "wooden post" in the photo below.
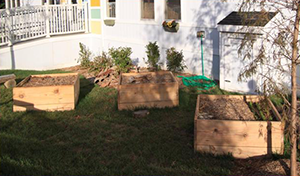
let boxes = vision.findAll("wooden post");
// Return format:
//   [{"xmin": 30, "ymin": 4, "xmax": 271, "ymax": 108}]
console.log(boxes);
[
  {"xmin": 266, "ymin": 98, "xmax": 282, "ymax": 121},
  {"xmin": 45, "ymin": 3, "xmax": 50, "ymax": 38},
  {"xmin": 84, "ymin": 2, "xmax": 89, "ymax": 33}
]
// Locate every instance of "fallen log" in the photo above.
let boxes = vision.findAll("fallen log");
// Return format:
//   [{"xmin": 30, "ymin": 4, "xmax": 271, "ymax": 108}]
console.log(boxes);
[{"xmin": 0, "ymin": 74, "xmax": 16, "ymax": 84}]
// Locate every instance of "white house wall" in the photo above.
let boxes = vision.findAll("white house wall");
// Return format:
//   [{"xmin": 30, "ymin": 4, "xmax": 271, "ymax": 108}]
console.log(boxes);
[
  {"xmin": 0, "ymin": 34, "xmax": 91, "ymax": 70},
  {"xmin": 1, "ymin": 0, "xmax": 240, "ymax": 79},
  {"xmin": 100, "ymin": 0, "xmax": 239, "ymax": 79}
]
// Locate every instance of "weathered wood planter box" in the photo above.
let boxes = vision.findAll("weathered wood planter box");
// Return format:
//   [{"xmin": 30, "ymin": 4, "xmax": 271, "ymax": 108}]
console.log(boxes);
[
  {"xmin": 13, "ymin": 73, "xmax": 80, "ymax": 112},
  {"xmin": 118, "ymin": 71, "xmax": 179, "ymax": 110},
  {"xmin": 194, "ymin": 95, "xmax": 284, "ymax": 158}
]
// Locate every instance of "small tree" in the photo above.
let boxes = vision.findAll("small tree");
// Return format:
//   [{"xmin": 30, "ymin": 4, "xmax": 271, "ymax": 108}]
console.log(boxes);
[
  {"xmin": 236, "ymin": 1, "xmax": 299, "ymax": 175},
  {"xmin": 145, "ymin": 41, "xmax": 160, "ymax": 70},
  {"xmin": 166, "ymin": 47, "xmax": 186, "ymax": 72},
  {"xmin": 78, "ymin": 43, "xmax": 92, "ymax": 68},
  {"xmin": 109, "ymin": 47, "xmax": 133, "ymax": 74}
]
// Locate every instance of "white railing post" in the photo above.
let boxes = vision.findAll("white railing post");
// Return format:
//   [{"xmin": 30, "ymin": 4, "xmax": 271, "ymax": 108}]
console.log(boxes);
[
  {"xmin": 0, "ymin": 4, "xmax": 87, "ymax": 46},
  {"xmin": 5, "ymin": 0, "xmax": 9, "ymax": 9},
  {"xmin": 6, "ymin": 9, "xmax": 13, "ymax": 46},
  {"xmin": 84, "ymin": 2, "xmax": 89, "ymax": 33},
  {"xmin": 45, "ymin": 4, "xmax": 50, "ymax": 38}
]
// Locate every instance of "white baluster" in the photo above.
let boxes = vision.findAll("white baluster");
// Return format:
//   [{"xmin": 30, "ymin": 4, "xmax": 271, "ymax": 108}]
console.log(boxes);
[
  {"xmin": 84, "ymin": 2, "xmax": 88, "ymax": 33},
  {"xmin": 45, "ymin": 4, "xmax": 50, "ymax": 37},
  {"xmin": 6, "ymin": 9, "xmax": 13, "ymax": 46}
]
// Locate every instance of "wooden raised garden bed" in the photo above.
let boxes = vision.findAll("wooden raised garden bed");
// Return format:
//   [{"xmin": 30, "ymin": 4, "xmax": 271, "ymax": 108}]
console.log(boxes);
[
  {"xmin": 194, "ymin": 95, "xmax": 284, "ymax": 158},
  {"xmin": 13, "ymin": 73, "xmax": 80, "ymax": 112},
  {"xmin": 118, "ymin": 71, "xmax": 179, "ymax": 110}
]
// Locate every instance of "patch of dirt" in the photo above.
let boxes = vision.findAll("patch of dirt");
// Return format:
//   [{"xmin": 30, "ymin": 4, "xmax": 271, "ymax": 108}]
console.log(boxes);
[
  {"xmin": 121, "ymin": 73, "xmax": 174, "ymax": 85},
  {"xmin": 22, "ymin": 75, "xmax": 77, "ymax": 87},
  {"xmin": 198, "ymin": 97, "xmax": 255, "ymax": 120},
  {"xmin": 233, "ymin": 158, "xmax": 300, "ymax": 176}
]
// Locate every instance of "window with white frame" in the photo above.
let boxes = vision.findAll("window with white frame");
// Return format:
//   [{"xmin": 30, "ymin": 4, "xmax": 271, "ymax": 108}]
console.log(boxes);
[
  {"xmin": 141, "ymin": 0, "xmax": 154, "ymax": 19},
  {"xmin": 166, "ymin": 0, "xmax": 181, "ymax": 20},
  {"xmin": 107, "ymin": 0, "xmax": 116, "ymax": 18}
]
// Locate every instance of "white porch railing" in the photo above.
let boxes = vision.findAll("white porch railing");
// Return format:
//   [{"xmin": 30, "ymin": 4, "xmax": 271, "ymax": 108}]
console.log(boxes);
[{"xmin": 0, "ymin": 3, "xmax": 88, "ymax": 46}]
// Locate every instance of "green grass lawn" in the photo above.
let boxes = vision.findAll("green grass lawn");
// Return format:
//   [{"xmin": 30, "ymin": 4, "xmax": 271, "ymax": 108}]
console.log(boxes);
[
  {"xmin": 0, "ymin": 70, "xmax": 236, "ymax": 175},
  {"xmin": 4, "ymin": 69, "xmax": 291, "ymax": 175}
]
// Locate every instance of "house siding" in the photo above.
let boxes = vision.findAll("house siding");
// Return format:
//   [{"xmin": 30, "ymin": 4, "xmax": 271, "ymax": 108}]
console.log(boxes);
[
  {"xmin": 98, "ymin": 0, "xmax": 239, "ymax": 79},
  {"xmin": 90, "ymin": 0, "xmax": 102, "ymax": 34}
]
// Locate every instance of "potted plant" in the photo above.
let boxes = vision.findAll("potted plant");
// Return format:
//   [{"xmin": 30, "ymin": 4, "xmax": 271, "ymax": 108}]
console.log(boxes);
[
  {"xmin": 162, "ymin": 20, "xmax": 179, "ymax": 32},
  {"xmin": 104, "ymin": 19, "xmax": 115, "ymax": 26}
]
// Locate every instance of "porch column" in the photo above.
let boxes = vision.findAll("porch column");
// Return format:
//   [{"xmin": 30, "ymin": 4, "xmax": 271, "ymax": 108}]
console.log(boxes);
[
  {"xmin": 9, "ymin": 0, "xmax": 13, "ymax": 8},
  {"xmin": 5, "ymin": 0, "xmax": 9, "ymax": 8}
]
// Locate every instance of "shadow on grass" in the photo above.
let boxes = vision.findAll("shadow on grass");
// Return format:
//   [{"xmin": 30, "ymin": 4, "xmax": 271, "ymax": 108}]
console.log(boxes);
[
  {"xmin": 77, "ymin": 77, "xmax": 95, "ymax": 103},
  {"xmin": 15, "ymin": 79, "xmax": 23, "ymax": 84},
  {"xmin": 0, "ymin": 100, "xmax": 12, "ymax": 106}
]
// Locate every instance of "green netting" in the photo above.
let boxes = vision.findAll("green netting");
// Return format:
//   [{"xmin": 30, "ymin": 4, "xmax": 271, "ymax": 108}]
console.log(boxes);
[{"xmin": 177, "ymin": 75, "xmax": 216, "ymax": 90}]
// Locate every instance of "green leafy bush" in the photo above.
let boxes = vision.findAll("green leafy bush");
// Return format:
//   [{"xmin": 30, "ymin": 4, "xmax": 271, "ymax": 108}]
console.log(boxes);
[
  {"xmin": 166, "ymin": 47, "xmax": 186, "ymax": 72},
  {"xmin": 89, "ymin": 52, "xmax": 113, "ymax": 72},
  {"xmin": 109, "ymin": 47, "xmax": 133, "ymax": 74},
  {"xmin": 78, "ymin": 43, "xmax": 92, "ymax": 68},
  {"xmin": 145, "ymin": 41, "xmax": 160, "ymax": 70}
]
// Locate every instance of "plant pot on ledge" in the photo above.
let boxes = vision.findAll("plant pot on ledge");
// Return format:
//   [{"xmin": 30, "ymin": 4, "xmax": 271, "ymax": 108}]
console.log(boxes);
[
  {"xmin": 104, "ymin": 19, "xmax": 115, "ymax": 26},
  {"xmin": 162, "ymin": 20, "xmax": 179, "ymax": 33}
]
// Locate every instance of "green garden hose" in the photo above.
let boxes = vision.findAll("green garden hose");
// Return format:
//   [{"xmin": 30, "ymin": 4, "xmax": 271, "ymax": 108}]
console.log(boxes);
[
  {"xmin": 201, "ymin": 35, "xmax": 204, "ymax": 76},
  {"xmin": 178, "ymin": 34, "xmax": 216, "ymax": 91}
]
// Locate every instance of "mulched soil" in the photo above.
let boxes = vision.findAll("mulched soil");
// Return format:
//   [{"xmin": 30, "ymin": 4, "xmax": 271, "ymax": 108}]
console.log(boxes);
[
  {"xmin": 22, "ymin": 75, "xmax": 77, "ymax": 87},
  {"xmin": 198, "ymin": 97, "xmax": 256, "ymax": 121},
  {"xmin": 233, "ymin": 158, "xmax": 300, "ymax": 176},
  {"xmin": 121, "ymin": 73, "xmax": 174, "ymax": 85}
]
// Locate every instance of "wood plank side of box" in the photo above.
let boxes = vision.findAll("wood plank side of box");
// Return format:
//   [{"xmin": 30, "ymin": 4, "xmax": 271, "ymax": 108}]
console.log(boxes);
[
  {"xmin": 118, "ymin": 71, "xmax": 179, "ymax": 110},
  {"xmin": 194, "ymin": 94, "xmax": 284, "ymax": 159},
  {"xmin": 13, "ymin": 73, "xmax": 79, "ymax": 112}
]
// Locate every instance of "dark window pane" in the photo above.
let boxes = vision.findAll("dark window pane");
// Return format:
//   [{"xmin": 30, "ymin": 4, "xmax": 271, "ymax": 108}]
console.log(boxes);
[
  {"xmin": 142, "ymin": 0, "xmax": 154, "ymax": 19},
  {"xmin": 107, "ymin": 0, "xmax": 116, "ymax": 18},
  {"xmin": 166, "ymin": 0, "xmax": 181, "ymax": 20}
]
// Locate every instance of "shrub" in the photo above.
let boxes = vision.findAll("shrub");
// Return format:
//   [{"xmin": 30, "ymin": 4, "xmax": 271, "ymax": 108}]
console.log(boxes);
[
  {"xmin": 145, "ymin": 41, "xmax": 160, "ymax": 70},
  {"xmin": 78, "ymin": 43, "xmax": 92, "ymax": 68},
  {"xmin": 109, "ymin": 47, "xmax": 133, "ymax": 74},
  {"xmin": 89, "ymin": 52, "xmax": 113, "ymax": 72},
  {"xmin": 166, "ymin": 47, "xmax": 186, "ymax": 72}
]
